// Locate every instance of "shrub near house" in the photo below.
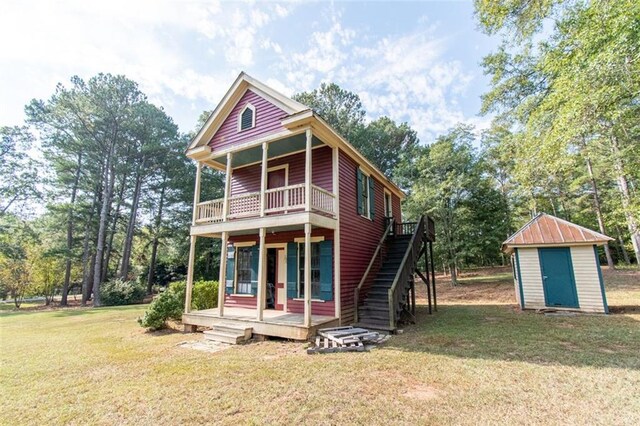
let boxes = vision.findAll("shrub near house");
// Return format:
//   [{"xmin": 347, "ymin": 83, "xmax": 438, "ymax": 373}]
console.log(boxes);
[{"xmin": 139, "ymin": 281, "xmax": 218, "ymax": 330}]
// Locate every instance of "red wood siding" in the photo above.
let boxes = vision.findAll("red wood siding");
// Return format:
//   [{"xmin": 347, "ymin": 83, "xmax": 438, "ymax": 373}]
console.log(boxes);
[
  {"xmin": 392, "ymin": 193, "xmax": 402, "ymax": 223},
  {"xmin": 338, "ymin": 150, "xmax": 389, "ymax": 324},
  {"xmin": 231, "ymin": 146, "xmax": 333, "ymax": 196},
  {"xmin": 209, "ymin": 89, "xmax": 288, "ymax": 152},
  {"xmin": 225, "ymin": 228, "xmax": 335, "ymax": 316}
]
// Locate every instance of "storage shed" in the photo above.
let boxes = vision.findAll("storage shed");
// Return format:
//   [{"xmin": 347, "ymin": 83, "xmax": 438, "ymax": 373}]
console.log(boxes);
[{"xmin": 502, "ymin": 213, "xmax": 613, "ymax": 313}]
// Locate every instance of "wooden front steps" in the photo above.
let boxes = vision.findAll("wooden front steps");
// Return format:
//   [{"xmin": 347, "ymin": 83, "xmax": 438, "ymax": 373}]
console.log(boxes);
[{"xmin": 204, "ymin": 324, "xmax": 252, "ymax": 344}]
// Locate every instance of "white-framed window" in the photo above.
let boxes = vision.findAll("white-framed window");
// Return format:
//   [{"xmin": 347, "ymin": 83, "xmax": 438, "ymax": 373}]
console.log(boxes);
[
  {"xmin": 357, "ymin": 167, "xmax": 374, "ymax": 220},
  {"xmin": 238, "ymin": 103, "xmax": 256, "ymax": 131},
  {"xmin": 235, "ymin": 247, "xmax": 253, "ymax": 294},
  {"xmin": 298, "ymin": 242, "xmax": 321, "ymax": 299},
  {"xmin": 384, "ymin": 189, "xmax": 393, "ymax": 218}
]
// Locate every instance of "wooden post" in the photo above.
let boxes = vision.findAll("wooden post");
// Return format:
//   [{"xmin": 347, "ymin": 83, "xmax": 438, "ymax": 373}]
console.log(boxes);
[
  {"xmin": 185, "ymin": 235, "xmax": 197, "ymax": 313},
  {"xmin": 332, "ymin": 146, "xmax": 341, "ymax": 321},
  {"xmin": 222, "ymin": 152, "xmax": 233, "ymax": 221},
  {"xmin": 430, "ymin": 241, "xmax": 437, "ymax": 312},
  {"xmin": 304, "ymin": 223, "xmax": 312, "ymax": 327},
  {"xmin": 424, "ymin": 236, "xmax": 432, "ymax": 314},
  {"xmin": 192, "ymin": 162, "xmax": 202, "ymax": 225},
  {"xmin": 218, "ymin": 232, "xmax": 228, "ymax": 317},
  {"xmin": 305, "ymin": 129, "xmax": 312, "ymax": 212},
  {"xmin": 260, "ymin": 143, "xmax": 268, "ymax": 217},
  {"xmin": 256, "ymin": 228, "xmax": 266, "ymax": 321}
]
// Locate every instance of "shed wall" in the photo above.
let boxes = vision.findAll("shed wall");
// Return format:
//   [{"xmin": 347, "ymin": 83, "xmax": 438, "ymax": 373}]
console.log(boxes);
[
  {"xmin": 517, "ymin": 248, "xmax": 546, "ymax": 309},
  {"xmin": 570, "ymin": 246, "xmax": 607, "ymax": 313}
]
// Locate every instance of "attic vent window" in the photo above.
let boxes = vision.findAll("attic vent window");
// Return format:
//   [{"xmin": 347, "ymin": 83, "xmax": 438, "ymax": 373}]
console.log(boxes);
[{"xmin": 238, "ymin": 104, "xmax": 256, "ymax": 131}]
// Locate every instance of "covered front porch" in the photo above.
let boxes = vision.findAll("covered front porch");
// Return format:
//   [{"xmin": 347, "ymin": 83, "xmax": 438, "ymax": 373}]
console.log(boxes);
[{"xmin": 182, "ymin": 307, "xmax": 339, "ymax": 340}]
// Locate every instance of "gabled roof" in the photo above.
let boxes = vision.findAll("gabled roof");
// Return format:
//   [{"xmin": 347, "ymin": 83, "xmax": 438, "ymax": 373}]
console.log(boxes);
[
  {"xmin": 186, "ymin": 72, "xmax": 406, "ymax": 199},
  {"xmin": 502, "ymin": 213, "xmax": 612, "ymax": 253},
  {"xmin": 188, "ymin": 72, "xmax": 309, "ymax": 151}
]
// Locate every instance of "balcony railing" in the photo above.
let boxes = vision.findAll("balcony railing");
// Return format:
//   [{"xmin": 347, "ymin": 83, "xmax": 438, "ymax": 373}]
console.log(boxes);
[{"xmin": 194, "ymin": 184, "xmax": 336, "ymax": 224}]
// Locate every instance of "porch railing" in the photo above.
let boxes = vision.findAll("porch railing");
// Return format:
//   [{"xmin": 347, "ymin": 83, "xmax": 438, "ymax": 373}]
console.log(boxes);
[{"xmin": 194, "ymin": 183, "xmax": 336, "ymax": 224}]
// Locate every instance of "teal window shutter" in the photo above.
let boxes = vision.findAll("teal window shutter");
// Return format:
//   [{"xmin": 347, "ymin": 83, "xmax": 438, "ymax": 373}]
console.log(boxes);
[
  {"xmin": 356, "ymin": 168, "xmax": 363, "ymax": 215},
  {"xmin": 319, "ymin": 240, "xmax": 333, "ymax": 301},
  {"xmin": 250, "ymin": 245, "xmax": 259, "ymax": 296},
  {"xmin": 368, "ymin": 177, "xmax": 375, "ymax": 220},
  {"xmin": 225, "ymin": 245, "xmax": 235, "ymax": 295},
  {"xmin": 287, "ymin": 243, "xmax": 297, "ymax": 299}
]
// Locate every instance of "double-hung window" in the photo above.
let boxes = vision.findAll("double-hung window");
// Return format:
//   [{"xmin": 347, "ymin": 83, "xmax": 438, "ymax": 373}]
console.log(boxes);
[
  {"xmin": 357, "ymin": 167, "xmax": 374, "ymax": 220},
  {"xmin": 298, "ymin": 242, "xmax": 321, "ymax": 299},
  {"xmin": 236, "ymin": 247, "xmax": 253, "ymax": 294}
]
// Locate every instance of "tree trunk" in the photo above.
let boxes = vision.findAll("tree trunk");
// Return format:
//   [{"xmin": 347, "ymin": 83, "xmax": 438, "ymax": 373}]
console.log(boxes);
[
  {"xmin": 102, "ymin": 171, "xmax": 128, "ymax": 283},
  {"xmin": 616, "ymin": 226, "xmax": 632, "ymax": 264},
  {"xmin": 611, "ymin": 136, "xmax": 640, "ymax": 264},
  {"xmin": 583, "ymin": 153, "xmax": 615, "ymax": 269},
  {"xmin": 81, "ymin": 183, "xmax": 100, "ymax": 305},
  {"xmin": 92, "ymin": 143, "xmax": 117, "ymax": 307},
  {"xmin": 147, "ymin": 175, "xmax": 167, "ymax": 294},
  {"xmin": 120, "ymin": 167, "xmax": 144, "ymax": 280},
  {"xmin": 61, "ymin": 152, "xmax": 83, "ymax": 306}
]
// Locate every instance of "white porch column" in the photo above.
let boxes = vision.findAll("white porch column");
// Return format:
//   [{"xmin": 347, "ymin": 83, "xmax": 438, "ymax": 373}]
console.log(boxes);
[
  {"xmin": 192, "ymin": 162, "xmax": 202, "ymax": 225},
  {"xmin": 256, "ymin": 228, "xmax": 267, "ymax": 321},
  {"xmin": 260, "ymin": 142, "xmax": 268, "ymax": 217},
  {"xmin": 305, "ymin": 129, "xmax": 312, "ymax": 212},
  {"xmin": 185, "ymin": 235, "xmax": 197, "ymax": 313},
  {"xmin": 304, "ymin": 223, "xmax": 312, "ymax": 327},
  {"xmin": 218, "ymin": 231, "xmax": 228, "ymax": 317},
  {"xmin": 222, "ymin": 152, "xmax": 233, "ymax": 221},
  {"xmin": 332, "ymin": 146, "xmax": 341, "ymax": 321}
]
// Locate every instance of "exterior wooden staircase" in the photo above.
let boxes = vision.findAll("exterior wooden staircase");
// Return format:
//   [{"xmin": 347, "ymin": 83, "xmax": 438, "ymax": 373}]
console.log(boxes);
[
  {"xmin": 203, "ymin": 324, "xmax": 253, "ymax": 344},
  {"xmin": 354, "ymin": 216, "xmax": 436, "ymax": 332}
]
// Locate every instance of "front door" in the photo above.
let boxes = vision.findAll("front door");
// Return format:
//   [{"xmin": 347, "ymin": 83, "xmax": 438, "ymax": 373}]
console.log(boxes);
[
  {"xmin": 538, "ymin": 247, "xmax": 579, "ymax": 308},
  {"xmin": 266, "ymin": 247, "xmax": 286, "ymax": 311}
]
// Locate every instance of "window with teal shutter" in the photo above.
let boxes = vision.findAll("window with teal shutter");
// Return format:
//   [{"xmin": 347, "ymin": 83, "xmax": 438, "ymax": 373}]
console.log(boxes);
[
  {"xmin": 368, "ymin": 177, "xmax": 375, "ymax": 220},
  {"xmin": 286, "ymin": 243, "xmax": 297, "ymax": 299},
  {"xmin": 356, "ymin": 168, "xmax": 363, "ymax": 215},
  {"xmin": 225, "ymin": 245, "xmax": 235, "ymax": 295},
  {"xmin": 250, "ymin": 245, "xmax": 259, "ymax": 296},
  {"xmin": 319, "ymin": 240, "xmax": 333, "ymax": 301}
]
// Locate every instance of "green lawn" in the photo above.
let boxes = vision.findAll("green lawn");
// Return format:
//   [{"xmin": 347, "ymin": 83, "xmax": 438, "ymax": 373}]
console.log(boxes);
[{"xmin": 1, "ymin": 269, "xmax": 639, "ymax": 425}]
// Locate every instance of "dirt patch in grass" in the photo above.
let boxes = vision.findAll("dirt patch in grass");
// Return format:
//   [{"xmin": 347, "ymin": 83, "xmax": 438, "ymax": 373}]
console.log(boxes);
[{"xmin": 403, "ymin": 384, "xmax": 443, "ymax": 401}]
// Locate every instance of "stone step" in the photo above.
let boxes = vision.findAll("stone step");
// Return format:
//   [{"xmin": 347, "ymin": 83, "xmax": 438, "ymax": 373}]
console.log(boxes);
[
  {"xmin": 211, "ymin": 324, "xmax": 253, "ymax": 340},
  {"xmin": 203, "ymin": 330, "xmax": 248, "ymax": 345}
]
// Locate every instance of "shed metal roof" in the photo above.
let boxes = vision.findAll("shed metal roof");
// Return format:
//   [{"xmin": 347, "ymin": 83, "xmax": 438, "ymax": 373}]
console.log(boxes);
[{"xmin": 502, "ymin": 213, "xmax": 612, "ymax": 252}]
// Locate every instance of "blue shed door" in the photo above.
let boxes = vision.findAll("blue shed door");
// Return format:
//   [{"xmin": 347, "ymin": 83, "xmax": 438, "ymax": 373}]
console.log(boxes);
[{"xmin": 538, "ymin": 248, "xmax": 579, "ymax": 308}]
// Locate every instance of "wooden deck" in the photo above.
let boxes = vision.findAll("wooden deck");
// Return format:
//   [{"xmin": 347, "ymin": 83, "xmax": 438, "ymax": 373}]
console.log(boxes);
[{"xmin": 182, "ymin": 307, "xmax": 339, "ymax": 341}]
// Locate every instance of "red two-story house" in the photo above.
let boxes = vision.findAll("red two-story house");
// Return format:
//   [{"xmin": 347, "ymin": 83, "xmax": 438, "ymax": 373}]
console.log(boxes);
[{"xmin": 182, "ymin": 73, "xmax": 435, "ymax": 342}]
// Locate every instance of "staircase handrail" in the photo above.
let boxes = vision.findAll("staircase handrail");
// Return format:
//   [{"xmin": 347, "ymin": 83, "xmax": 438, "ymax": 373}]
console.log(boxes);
[
  {"xmin": 354, "ymin": 218, "xmax": 395, "ymax": 323},
  {"xmin": 387, "ymin": 215, "xmax": 425, "ymax": 329}
]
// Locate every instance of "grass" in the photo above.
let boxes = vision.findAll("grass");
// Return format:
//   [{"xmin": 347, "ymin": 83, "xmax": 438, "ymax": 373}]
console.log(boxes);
[{"xmin": 1, "ymin": 268, "xmax": 639, "ymax": 425}]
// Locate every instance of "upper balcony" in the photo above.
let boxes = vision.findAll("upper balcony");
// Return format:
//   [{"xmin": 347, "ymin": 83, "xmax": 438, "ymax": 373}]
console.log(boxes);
[
  {"xmin": 195, "ymin": 183, "xmax": 335, "ymax": 223},
  {"xmin": 189, "ymin": 128, "xmax": 339, "ymax": 237}
]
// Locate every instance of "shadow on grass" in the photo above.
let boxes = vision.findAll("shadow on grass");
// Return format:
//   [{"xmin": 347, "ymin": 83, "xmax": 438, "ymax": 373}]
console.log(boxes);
[{"xmin": 385, "ymin": 303, "xmax": 640, "ymax": 371}]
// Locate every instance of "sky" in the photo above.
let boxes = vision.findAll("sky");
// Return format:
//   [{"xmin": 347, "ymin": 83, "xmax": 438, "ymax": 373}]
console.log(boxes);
[{"xmin": 0, "ymin": 0, "xmax": 499, "ymax": 143}]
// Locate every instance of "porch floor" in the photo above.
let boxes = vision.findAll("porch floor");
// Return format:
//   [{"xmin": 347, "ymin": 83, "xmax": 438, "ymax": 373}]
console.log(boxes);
[{"xmin": 182, "ymin": 307, "xmax": 339, "ymax": 341}]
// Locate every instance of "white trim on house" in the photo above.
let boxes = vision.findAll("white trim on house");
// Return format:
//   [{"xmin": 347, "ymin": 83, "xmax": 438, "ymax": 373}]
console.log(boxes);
[
  {"xmin": 237, "ymin": 103, "xmax": 256, "ymax": 131},
  {"xmin": 234, "ymin": 241, "xmax": 257, "ymax": 247},
  {"xmin": 293, "ymin": 236, "xmax": 325, "ymax": 243}
]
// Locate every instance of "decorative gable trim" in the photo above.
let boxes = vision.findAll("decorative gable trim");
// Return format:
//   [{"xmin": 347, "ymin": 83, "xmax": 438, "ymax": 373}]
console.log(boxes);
[
  {"xmin": 237, "ymin": 103, "xmax": 256, "ymax": 131},
  {"xmin": 187, "ymin": 72, "xmax": 307, "ymax": 151}
]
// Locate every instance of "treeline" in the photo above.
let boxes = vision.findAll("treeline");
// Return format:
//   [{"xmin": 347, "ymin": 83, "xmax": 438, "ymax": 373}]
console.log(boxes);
[{"xmin": 0, "ymin": 75, "xmax": 223, "ymax": 307}]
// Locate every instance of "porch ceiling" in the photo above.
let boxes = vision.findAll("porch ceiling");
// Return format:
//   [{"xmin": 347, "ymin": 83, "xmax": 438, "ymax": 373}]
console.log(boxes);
[{"xmin": 211, "ymin": 134, "xmax": 324, "ymax": 169}]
